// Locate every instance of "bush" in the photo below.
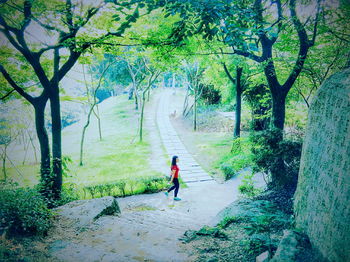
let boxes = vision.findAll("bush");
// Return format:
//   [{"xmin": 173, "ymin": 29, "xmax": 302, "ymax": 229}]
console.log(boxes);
[
  {"xmin": 81, "ymin": 176, "xmax": 168, "ymax": 199},
  {"xmin": 201, "ymin": 84, "xmax": 221, "ymax": 105},
  {"xmin": 238, "ymin": 173, "xmax": 262, "ymax": 198},
  {"xmin": 250, "ymin": 129, "xmax": 302, "ymax": 187},
  {"xmin": 0, "ymin": 183, "xmax": 52, "ymax": 236},
  {"xmin": 220, "ymin": 163, "xmax": 237, "ymax": 180},
  {"xmin": 56, "ymin": 182, "xmax": 80, "ymax": 206}
]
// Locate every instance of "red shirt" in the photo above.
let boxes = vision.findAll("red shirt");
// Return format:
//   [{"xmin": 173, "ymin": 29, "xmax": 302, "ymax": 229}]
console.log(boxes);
[{"xmin": 171, "ymin": 165, "xmax": 179, "ymax": 178}]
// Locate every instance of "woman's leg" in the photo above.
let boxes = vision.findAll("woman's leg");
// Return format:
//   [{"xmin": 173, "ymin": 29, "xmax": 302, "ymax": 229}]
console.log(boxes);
[
  {"xmin": 174, "ymin": 178, "xmax": 180, "ymax": 197},
  {"xmin": 167, "ymin": 183, "xmax": 176, "ymax": 193}
]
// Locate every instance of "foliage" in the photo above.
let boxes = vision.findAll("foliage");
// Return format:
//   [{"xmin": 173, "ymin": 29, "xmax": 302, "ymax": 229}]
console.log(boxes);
[
  {"xmin": 250, "ymin": 129, "xmax": 302, "ymax": 187},
  {"xmin": 56, "ymin": 182, "xmax": 80, "ymax": 206},
  {"xmin": 242, "ymin": 202, "xmax": 292, "ymax": 257},
  {"xmin": 217, "ymin": 137, "xmax": 253, "ymax": 180},
  {"xmin": 238, "ymin": 173, "xmax": 262, "ymax": 198},
  {"xmin": 217, "ymin": 216, "xmax": 243, "ymax": 229},
  {"xmin": 244, "ymin": 84, "xmax": 271, "ymax": 131},
  {"xmin": 180, "ymin": 226, "xmax": 228, "ymax": 243},
  {"xmin": 38, "ymin": 155, "xmax": 73, "ymax": 207},
  {"xmin": 241, "ymin": 233, "xmax": 277, "ymax": 256},
  {"xmin": 81, "ymin": 176, "xmax": 168, "ymax": 199},
  {"xmin": 200, "ymin": 84, "xmax": 221, "ymax": 105},
  {"xmin": 0, "ymin": 182, "xmax": 52, "ymax": 236}
]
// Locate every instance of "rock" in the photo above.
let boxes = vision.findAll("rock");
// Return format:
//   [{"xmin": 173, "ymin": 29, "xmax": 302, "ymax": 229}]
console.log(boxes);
[
  {"xmin": 270, "ymin": 230, "xmax": 303, "ymax": 262},
  {"xmin": 256, "ymin": 251, "xmax": 269, "ymax": 262},
  {"xmin": 294, "ymin": 68, "xmax": 350, "ymax": 262},
  {"xmin": 54, "ymin": 196, "xmax": 120, "ymax": 229},
  {"xmin": 210, "ymin": 199, "xmax": 287, "ymax": 226}
]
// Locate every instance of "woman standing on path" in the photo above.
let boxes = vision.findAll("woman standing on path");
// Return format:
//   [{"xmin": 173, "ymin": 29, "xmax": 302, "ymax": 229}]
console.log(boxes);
[{"xmin": 165, "ymin": 156, "xmax": 181, "ymax": 201}]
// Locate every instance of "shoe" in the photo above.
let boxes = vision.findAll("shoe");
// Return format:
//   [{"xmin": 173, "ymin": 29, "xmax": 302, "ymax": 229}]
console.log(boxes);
[
  {"xmin": 164, "ymin": 192, "xmax": 169, "ymax": 197},
  {"xmin": 174, "ymin": 197, "xmax": 181, "ymax": 201}
]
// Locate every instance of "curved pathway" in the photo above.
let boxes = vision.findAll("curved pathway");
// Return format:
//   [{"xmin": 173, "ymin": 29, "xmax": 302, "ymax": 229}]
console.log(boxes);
[{"xmin": 46, "ymin": 89, "xmax": 240, "ymax": 262}]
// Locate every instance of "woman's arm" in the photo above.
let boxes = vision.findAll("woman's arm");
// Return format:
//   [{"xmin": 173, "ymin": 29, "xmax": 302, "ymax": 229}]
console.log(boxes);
[{"xmin": 170, "ymin": 169, "xmax": 176, "ymax": 183}]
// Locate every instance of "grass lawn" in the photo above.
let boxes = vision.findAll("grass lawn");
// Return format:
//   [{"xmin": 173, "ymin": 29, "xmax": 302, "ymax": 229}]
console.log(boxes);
[{"xmin": 4, "ymin": 95, "xmax": 163, "ymax": 189}]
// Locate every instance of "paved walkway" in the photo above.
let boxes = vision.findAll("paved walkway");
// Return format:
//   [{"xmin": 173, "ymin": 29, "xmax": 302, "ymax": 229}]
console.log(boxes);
[{"xmin": 157, "ymin": 89, "xmax": 215, "ymax": 184}]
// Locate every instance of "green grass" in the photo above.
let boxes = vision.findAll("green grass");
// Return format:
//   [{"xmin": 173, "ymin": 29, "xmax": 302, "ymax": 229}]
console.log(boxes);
[
  {"xmin": 4, "ymin": 95, "xmax": 163, "ymax": 191},
  {"xmin": 215, "ymin": 136, "xmax": 253, "ymax": 180}
]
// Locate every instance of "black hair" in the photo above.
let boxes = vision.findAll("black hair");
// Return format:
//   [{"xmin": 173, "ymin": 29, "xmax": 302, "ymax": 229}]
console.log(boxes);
[{"xmin": 171, "ymin": 155, "xmax": 178, "ymax": 166}]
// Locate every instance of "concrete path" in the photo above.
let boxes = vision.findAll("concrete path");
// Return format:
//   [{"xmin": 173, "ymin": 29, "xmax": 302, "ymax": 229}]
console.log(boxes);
[
  {"xmin": 156, "ymin": 89, "xmax": 215, "ymax": 184},
  {"xmin": 46, "ymin": 89, "xmax": 240, "ymax": 262}
]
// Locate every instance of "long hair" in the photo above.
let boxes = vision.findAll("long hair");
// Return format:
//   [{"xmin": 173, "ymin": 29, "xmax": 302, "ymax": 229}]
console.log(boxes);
[{"xmin": 171, "ymin": 155, "xmax": 178, "ymax": 166}]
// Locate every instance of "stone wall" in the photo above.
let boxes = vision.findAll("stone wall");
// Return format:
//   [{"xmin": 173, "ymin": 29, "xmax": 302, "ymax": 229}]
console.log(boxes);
[{"xmin": 294, "ymin": 68, "xmax": 350, "ymax": 262}]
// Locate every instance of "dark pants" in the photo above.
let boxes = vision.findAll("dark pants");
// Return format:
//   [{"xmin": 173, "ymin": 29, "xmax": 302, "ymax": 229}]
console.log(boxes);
[{"xmin": 167, "ymin": 178, "xmax": 179, "ymax": 197}]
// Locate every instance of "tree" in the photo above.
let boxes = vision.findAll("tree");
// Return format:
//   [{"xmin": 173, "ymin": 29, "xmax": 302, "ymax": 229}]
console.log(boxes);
[
  {"xmin": 0, "ymin": 0, "xmax": 143, "ymax": 201},
  {"xmin": 155, "ymin": 0, "xmax": 322, "ymax": 131},
  {"xmin": 183, "ymin": 61, "xmax": 204, "ymax": 131},
  {"xmin": 0, "ymin": 122, "xmax": 20, "ymax": 181},
  {"xmin": 147, "ymin": 0, "xmax": 325, "ymax": 187},
  {"xmin": 223, "ymin": 63, "xmax": 243, "ymax": 138},
  {"xmin": 139, "ymin": 60, "xmax": 160, "ymax": 141},
  {"xmin": 79, "ymin": 59, "xmax": 114, "ymax": 166},
  {"xmin": 124, "ymin": 56, "xmax": 147, "ymax": 110}
]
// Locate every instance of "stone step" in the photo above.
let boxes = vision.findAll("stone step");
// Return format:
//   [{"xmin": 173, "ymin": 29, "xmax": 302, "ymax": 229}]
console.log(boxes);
[
  {"xmin": 117, "ymin": 214, "xmax": 185, "ymax": 232},
  {"xmin": 118, "ymin": 211, "xmax": 201, "ymax": 231}
]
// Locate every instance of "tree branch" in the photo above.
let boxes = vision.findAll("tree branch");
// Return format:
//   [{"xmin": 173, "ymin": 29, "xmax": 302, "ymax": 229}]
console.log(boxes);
[
  {"xmin": 270, "ymin": 0, "xmax": 283, "ymax": 44},
  {"xmin": 282, "ymin": 0, "xmax": 310, "ymax": 91},
  {"xmin": 0, "ymin": 64, "xmax": 34, "ymax": 103},
  {"xmin": 0, "ymin": 17, "xmax": 24, "ymax": 52},
  {"xmin": 309, "ymin": 0, "xmax": 321, "ymax": 47},
  {"xmin": 65, "ymin": 0, "xmax": 74, "ymax": 32},
  {"xmin": 0, "ymin": 89, "xmax": 15, "ymax": 101},
  {"xmin": 21, "ymin": 0, "xmax": 32, "ymax": 32},
  {"xmin": 56, "ymin": 49, "xmax": 82, "ymax": 83},
  {"xmin": 233, "ymin": 49, "xmax": 264, "ymax": 62},
  {"xmin": 222, "ymin": 62, "xmax": 235, "ymax": 84}
]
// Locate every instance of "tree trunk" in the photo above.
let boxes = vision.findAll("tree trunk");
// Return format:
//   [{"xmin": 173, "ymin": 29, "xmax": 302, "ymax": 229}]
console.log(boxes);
[
  {"xmin": 34, "ymin": 100, "xmax": 51, "ymax": 193},
  {"xmin": 28, "ymin": 131, "xmax": 38, "ymax": 163},
  {"xmin": 22, "ymin": 138, "xmax": 30, "ymax": 165},
  {"xmin": 147, "ymin": 87, "xmax": 151, "ymax": 102},
  {"xmin": 194, "ymin": 88, "xmax": 197, "ymax": 131},
  {"xmin": 128, "ymin": 87, "xmax": 134, "ymax": 100},
  {"xmin": 93, "ymin": 104, "xmax": 102, "ymax": 140},
  {"xmin": 2, "ymin": 145, "xmax": 7, "ymax": 181},
  {"xmin": 139, "ymin": 91, "xmax": 147, "ymax": 142},
  {"xmin": 271, "ymin": 91, "xmax": 287, "ymax": 130},
  {"xmin": 182, "ymin": 87, "xmax": 190, "ymax": 116},
  {"xmin": 172, "ymin": 73, "xmax": 176, "ymax": 94},
  {"xmin": 80, "ymin": 106, "xmax": 94, "ymax": 166},
  {"xmin": 269, "ymin": 91, "xmax": 287, "ymax": 188},
  {"xmin": 134, "ymin": 88, "xmax": 139, "ymax": 110},
  {"xmin": 50, "ymin": 86, "xmax": 62, "ymax": 201},
  {"xmin": 234, "ymin": 67, "xmax": 243, "ymax": 138}
]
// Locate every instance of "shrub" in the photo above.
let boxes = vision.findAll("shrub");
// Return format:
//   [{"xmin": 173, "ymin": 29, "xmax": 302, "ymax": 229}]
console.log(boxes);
[
  {"xmin": 115, "ymin": 180, "xmax": 127, "ymax": 197},
  {"xmin": 0, "ymin": 182, "xmax": 52, "ymax": 236},
  {"xmin": 56, "ymin": 182, "xmax": 80, "ymax": 206},
  {"xmin": 238, "ymin": 173, "xmax": 262, "ymax": 198},
  {"xmin": 220, "ymin": 163, "xmax": 237, "ymax": 180},
  {"xmin": 250, "ymin": 129, "xmax": 302, "ymax": 188},
  {"xmin": 80, "ymin": 176, "xmax": 168, "ymax": 199},
  {"xmin": 201, "ymin": 84, "xmax": 221, "ymax": 105}
]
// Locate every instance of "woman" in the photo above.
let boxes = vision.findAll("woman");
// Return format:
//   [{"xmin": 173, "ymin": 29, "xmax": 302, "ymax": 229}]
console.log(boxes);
[{"xmin": 165, "ymin": 155, "xmax": 181, "ymax": 201}]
